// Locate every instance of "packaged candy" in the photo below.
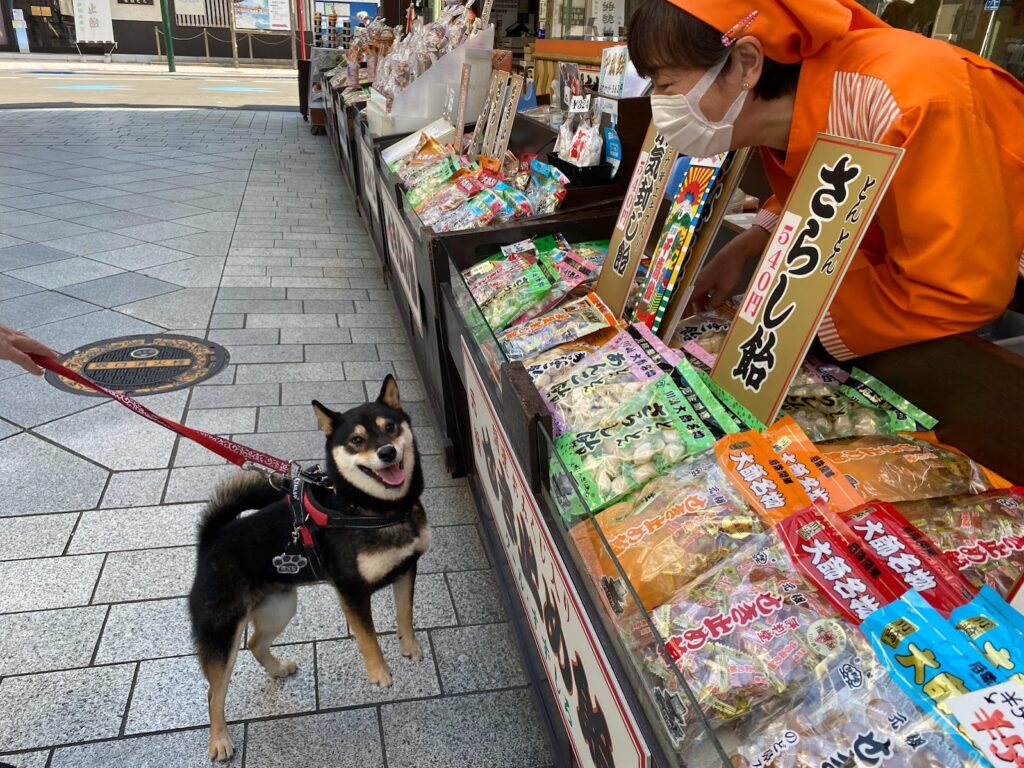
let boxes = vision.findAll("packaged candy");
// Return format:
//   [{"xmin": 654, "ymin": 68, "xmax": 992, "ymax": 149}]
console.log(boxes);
[
  {"xmin": 949, "ymin": 585, "xmax": 1024, "ymax": 685},
  {"xmin": 571, "ymin": 451, "xmax": 765, "ymax": 616},
  {"xmin": 522, "ymin": 327, "xmax": 618, "ymax": 389},
  {"xmin": 733, "ymin": 650, "xmax": 985, "ymax": 768},
  {"xmin": 480, "ymin": 261, "xmax": 551, "ymax": 331},
  {"xmin": 782, "ymin": 389, "xmax": 893, "ymax": 442},
  {"xmin": 630, "ymin": 537, "xmax": 856, "ymax": 728},
  {"xmin": 863, "ymin": 589, "xmax": 1009, "ymax": 761},
  {"xmin": 818, "ymin": 433, "xmax": 999, "ymax": 503},
  {"xmin": 464, "ymin": 250, "xmax": 536, "ymax": 306},
  {"xmin": 565, "ymin": 119, "xmax": 603, "ymax": 167},
  {"xmin": 840, "ymin": 368, "xmax": 938, "ymax": 432},
  {"xmin": 540, "ymin": 324, "xmax": 675, "ymax": 435},
  {"xmin": 897, "ymin": 487, "xmax": 1024, "ymax": 599},
  {"xmin": 841, "ymin": 502, "xmax": 976, "ymax": 616},
  {"xmin": 499, "ymin": 292, "xmax": 618, "ymax": 362},
  {"xmin": 779, "ymin": 507, "xmax": 906, "ymax": 623},
  {"xmin": 500, "ymin": 237, "xmax": 536, "ymax": 257},
  {"xmin": 509, "ymin": 256, "xmax": 589, "ymax": 325}
]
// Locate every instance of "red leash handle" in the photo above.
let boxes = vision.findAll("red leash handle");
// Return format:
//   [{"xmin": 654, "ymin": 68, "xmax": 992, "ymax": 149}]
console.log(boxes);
[{"xmin": 30, "ymin": 353, "xmax": 294, "ymax": 475}]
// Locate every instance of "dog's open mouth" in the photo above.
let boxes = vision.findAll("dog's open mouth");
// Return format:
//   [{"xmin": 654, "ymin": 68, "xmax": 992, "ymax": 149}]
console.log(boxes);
[{"xmin": 359, "ymin": 461, "xmax": 406, "ymax": 487}]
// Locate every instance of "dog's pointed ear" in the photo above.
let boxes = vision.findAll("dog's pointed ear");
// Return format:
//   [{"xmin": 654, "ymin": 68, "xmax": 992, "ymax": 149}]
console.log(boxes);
[
  {"xmin": 377, "ymin": 375, "xmax": 401, "ymax": 410},
  {"xmin": 311, "ymin": 400, "xmax": 336, "ymax": 436}
]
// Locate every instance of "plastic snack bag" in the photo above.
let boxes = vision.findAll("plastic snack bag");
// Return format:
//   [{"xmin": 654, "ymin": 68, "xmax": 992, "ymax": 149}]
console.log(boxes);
[
  {"xmin": 840, "ymin": 368, "xmax": 938, "ymax": 433},
  {"xmin": 733, "ymin": 650, "xmax": 985, "ymax": 768},
  {"xmin": 480, "ymin": 262, "xmax": 551, "ymax": 331},
  {"xmin": 949, "ymin": 584, "xmax": 1024, "ymax": 685},
  {"xmin": 629, "ymin": 537, "xmax": 856, "ymax": 728},
  {"xmin": 522, "ymin": 328, "xmax": 618, "ymax": 389},
  {"xmin": 817, "ymin": 433, "xmax": 998, "ymax": 503},
  {"xmin": 570, "ymin": 450, "xmax": 765, "ymax": 617},
  {"xmin": 897, "ymin": 487, "xmax": 1024, "ymax": 599},
  {"xmin": 499, "ymin": 292, "xmax": 618, "ymax": 362},
  {"xmin": 782, "ymin": 389, "xmax": 893, "ymax": 442}
]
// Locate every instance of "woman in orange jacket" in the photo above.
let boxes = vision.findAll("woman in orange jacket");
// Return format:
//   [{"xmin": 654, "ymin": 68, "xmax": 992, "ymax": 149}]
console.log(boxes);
[{"xmin": 629, "ymin": 0, "xmax": 1024, "ymax": 359}]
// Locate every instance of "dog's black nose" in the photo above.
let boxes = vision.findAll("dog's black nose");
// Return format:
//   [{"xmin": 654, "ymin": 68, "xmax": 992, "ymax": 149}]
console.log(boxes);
[{"xmin": 377, "ymin": 445, "xmax": 397, "ymax": 463}]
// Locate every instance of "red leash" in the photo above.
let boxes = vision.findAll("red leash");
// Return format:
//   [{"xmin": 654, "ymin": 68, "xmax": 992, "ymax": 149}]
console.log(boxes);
[{"xmin": 30, "ymin": 353, "xmax": 294, "ymax": 476}]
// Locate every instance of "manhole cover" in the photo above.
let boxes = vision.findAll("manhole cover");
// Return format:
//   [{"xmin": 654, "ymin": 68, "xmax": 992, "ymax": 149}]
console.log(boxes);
[{"xmin": 46, "ymin": 335, "xmax": 229, "ymax": 397}]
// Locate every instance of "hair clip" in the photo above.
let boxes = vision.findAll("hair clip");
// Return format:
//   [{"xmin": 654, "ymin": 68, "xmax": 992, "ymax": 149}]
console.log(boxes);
[{"xmin": 722, "ymin": 10, "xmax": 758, "ymax": 47}]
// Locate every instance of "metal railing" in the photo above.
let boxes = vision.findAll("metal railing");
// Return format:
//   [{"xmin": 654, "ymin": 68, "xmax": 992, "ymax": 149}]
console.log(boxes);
[{"xmin": 154, "ymin": 25, "xmax": 298, "ymax": 66}]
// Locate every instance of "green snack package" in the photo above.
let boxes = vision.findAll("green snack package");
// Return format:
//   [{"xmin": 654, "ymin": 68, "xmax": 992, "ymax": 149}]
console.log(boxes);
[
  {"xmin": 841, "ymin": 367, "xmax": 938, "ymax": 432},
  {"xmin": 481, "ymin": 263, "xmax": 551, "ymax": 331}
]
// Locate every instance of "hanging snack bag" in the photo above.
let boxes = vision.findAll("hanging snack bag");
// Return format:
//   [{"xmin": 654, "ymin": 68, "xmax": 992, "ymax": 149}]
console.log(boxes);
[
  {"xmin": 732, "ymin": 650, "xmax": 985, "ymax": 768},
  {"xmin": 499, "ymin": 292, "xmax": 618, "ymax": 362},
  {"xmin": 817, "ymin": 433, "xmax": 999, "ymax": 503},
  {"xmin": 570, "ymin": 450, "xmax": 765, "ymax": 617},
  {"xmin": 629, "ymin": 537, "xmax": 856, "ymax": 728},
  {"xmin": 555, "ymin": 374, "xmax": 714, "ymax": 514},
  {"xmin": 897, "ymin": 487, "xmax": 1024, "ymax": 599}
]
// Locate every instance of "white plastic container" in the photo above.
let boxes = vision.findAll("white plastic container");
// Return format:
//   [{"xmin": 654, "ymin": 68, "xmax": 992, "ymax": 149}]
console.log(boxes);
[{"xmin": 366, "ymin": 25, "xmax": 494, "ymax": 136}]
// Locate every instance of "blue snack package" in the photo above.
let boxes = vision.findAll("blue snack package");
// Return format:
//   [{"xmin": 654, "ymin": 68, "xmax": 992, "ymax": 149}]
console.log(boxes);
[
  {"xmin": 863, "ymin": 590, "xmax": 1007, "ymax": 759},
  {"xmin": 950, "ymin": 584, "xmax": 1024, "ymax": 686}
]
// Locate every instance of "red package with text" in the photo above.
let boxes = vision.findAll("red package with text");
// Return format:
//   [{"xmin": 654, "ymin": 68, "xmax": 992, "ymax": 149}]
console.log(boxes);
[
  {"xmin": 778, "ymin": 508, "xmax": 906, "ymax": 623},
  {"xmin": 841, "ymin": 502, "xmax": 977, "ymax": 617}
]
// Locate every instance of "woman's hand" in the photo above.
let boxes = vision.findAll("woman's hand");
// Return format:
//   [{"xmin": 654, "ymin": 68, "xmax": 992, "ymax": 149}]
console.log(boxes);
[
  {"xmin": 0, "ymin": 324, "xmax": 58, "ymax": 376},
  {"xmin": 685, "ymin": 225, "xmax": 771, "ymax": 316}
]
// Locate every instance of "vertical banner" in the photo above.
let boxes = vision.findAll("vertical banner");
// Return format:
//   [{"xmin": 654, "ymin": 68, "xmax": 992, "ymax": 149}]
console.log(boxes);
[
  {"xmin": 490, "ymin": 73, "xmax": 524, "ymax": 160},
  {"xmin": 594, "ymin": 122, "xmax": 679, "ymax": 317},
  {"xmin": 73, "ymin": 0, "xmax": 114, "ymax": 42},
  {"xmin": 711, "ymin": 134, "xmax": 903, "ymax": 425},
  {"xmin": 479, "ymin": 71, "xmax": 510, "ymax": 160},
  {"xmin": 470, "ymin": 71, "xmax": 507, "ymax": 159},
  {"xmin": 463, "ymin": 339, "xmax": 651, "ymax": 768},
  {"xmin": 454, "ymin": 63, "xmax": 472, "ymax": 154}
]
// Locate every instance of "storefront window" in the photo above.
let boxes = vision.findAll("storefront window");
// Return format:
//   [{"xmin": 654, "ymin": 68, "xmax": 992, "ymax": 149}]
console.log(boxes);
[
  {"xmin": 13, "ymin": 0, "xmax": 77, "ymax": 52},
  {"xmin": 542, "ymin": 0, "xmax": 624, "ymax": 37}
]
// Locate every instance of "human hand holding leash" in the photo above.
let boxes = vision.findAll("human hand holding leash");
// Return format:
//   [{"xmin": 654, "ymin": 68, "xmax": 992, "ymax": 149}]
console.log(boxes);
[{"xmin": 0, "ymin": 323, "xmax": 58, "ymax": 376}]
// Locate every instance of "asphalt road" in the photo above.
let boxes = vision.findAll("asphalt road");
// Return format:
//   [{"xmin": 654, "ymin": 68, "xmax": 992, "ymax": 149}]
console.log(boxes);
[{"xmin": 0, "ymin": 62, "xmax": 300, "ymax": 110}]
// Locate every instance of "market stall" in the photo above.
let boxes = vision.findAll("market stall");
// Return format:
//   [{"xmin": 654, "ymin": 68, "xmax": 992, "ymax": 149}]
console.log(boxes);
[{"xmin": 314, "ymin": 6, "xmax": 1024, "ymax": 766}]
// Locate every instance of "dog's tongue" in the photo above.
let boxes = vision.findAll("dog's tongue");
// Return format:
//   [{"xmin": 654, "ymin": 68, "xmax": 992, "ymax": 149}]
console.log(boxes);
[{"xmin": 377, "ymin": 464, "xmax": 406, "ymax": 487}]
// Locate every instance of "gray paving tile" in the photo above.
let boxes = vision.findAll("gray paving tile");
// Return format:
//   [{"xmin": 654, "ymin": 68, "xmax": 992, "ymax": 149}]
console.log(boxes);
[
  {"xmin": 184, "ymin": 407, "xmax": 256, "ymax": 434},
  {"xmin": 278, "ymin": 327, "xmax": 352, "ymax": 344},
  {"xmin": 32, "ymin": 201, "xmax": 113, "ymax": 221},
  {"xmin": 224, "ymin": 344, "xmax": 305, "ymax": 364},
  {"xmin": 35, "ymin": 390, "xmax": 187, "ymax": 470},
  {"xmin": 285, "ymin": 287, "xmax": 369, "ymax": 300},
  {"xmin": 214, "ymin": 299, "xmax": 302, "ymax": 314},
  {"xmin": 0, "ymin": 749, "xmax": 49, "ymax": 768},
  {"xmin": 419, "ymin": 454, "xmax": 460, "ymax": 487},
  {"xmin": 431, "ymin": 623, "xmax": 526, "ymax": 694},
  {"xmin": 126, "ymin": 643, "xmax": 315, "ymax": 734},
  {"xmin": 370, "ymin": 572, "xmax": 457, "ymax": 633},
  {"xmin": 302, "ymin": 343, "xmax": 379, "ymax": 363},
  {"xmin": 207, "ymin": 328, "xmax": 278, "ymax": 346},
  {"xmin": 116, "ymin": 287, "xmax": 216, "ymax": 329},
  {"xmin": 220, "ymin": 431, "xmax": 323, "ymax": 463},
  {"xmin": 6, "ymin": 257, "xmax": 123, "ymax": 289},
  {"xmin": 93, "ymin": 546, "xmax": 195, "ymax": 603},
  {"xmin": 381, "ymin": 689, "xmax": 551, "ymax": 768},
  {"xmin": 60, "ymin": 272, "xmax": 178, "ymax": 306},
  {"xmin": 220, "ymin": 275, "xmax": 271, "ymax": 287},
  {"xmin": 56, "ymin": 186, "xmax": 129, "ymax": 202},
  {"xmin": 0, "ymin": 418, "xmax": 20, "ymax": 440},
  {"xmin": 45, "ymin": 231, "xmax": 140, "ymax": 256},
  {"xmin": 114, "ymin": 221, "xmax": 202, "ymax": 243},
  {"xmin": 317, "ymin": 634, "xmax": 440, "ymax": 707},
  {"xmin": 130, "ymin": 202, "xmax": 209, "ymax": 221},
  {"xmin": 446, "ymin": 569, "xmax": 508, "ymax": 625},
  {"xmin": 236, "ymin": 362, "xmax": 349, "ymax": 384},
  {"xmin": 0, "ymin": 513, "xmax": 78, "ymax": 561},
  {"xmin": 421, "ymin": 486, "xmax": 479, "ymax": 527},
  {"xmin": 302, "ymin": 299, "xmax": 357, "ymax": 315},
  {"xmin": 222, "ymin": 263, "xmax": 268, "ymax": 275},
  {"xmin": 0, "ymin": 291, "xmax": 96, "ymax": 330},
  {"xmin": 50, "ymin": 725, "xmax": 243, "ymax": 768},
  {"xmin": 164, "ymin": 464, "xmax": 239, "ymax": 503},
  {"xmin": 140, "ymin": 257, "xmax": 224, "ymax": 287},
  {"xmin": 70, "ymin": 503, "xmax": 202, "ymax": 554},
  {"xmin": 0, "ymin": 664, "xmax": 135, "ymax": 752},
  {"xmin": 0, "ymin": 605, "xmax": 107, "ymax": 676},
  {"xmin": 0, "ymin": 275, "xmax": 40, "ymax": 302},
  {"xmin": 171, "ymin": 212, "xmax": 237, "ymax": 231},
  {"xmin": 26, "ymin": 309, "xmax": 164, "ymax": 352},
  {"xmin": 0, "ymin": 434, "xmax": 107, "ymax": 515},
  {"xmin": 100, "ymin": 470, "xmax": 168, "ymax": 509},
  {"xmin": 245, "ymin": 314, "xmax": 338, "ymax": 328},
  {"xmin": 87, "ymin": 243, "xmax": 193, "ymax": 270},
  {"xmin": 245, "ymin": 710, "xmax": 383, "ymax": 768},
  {"xmin": 343, "ymin": 361, "xmax": 397, "ymax": 381},
  {"xmin": 0, "ymin": 242, "xmax": 73, "ymax": 270},
  {"xmin": 148, "ymin": 187, "xmax": 219, "ymax": 202},
  {"xmin": 271, "ymin": 583, "xmax": 347, "ymax": 646},
  {"xmin": 280, "ymin": 380, "xmax": 366, "ymax": 405},
  {"xmin": 215, "ymin": 286, "xmax": 284, "ymax": 300},
  {"xmin": 187, "ymin": 382, "xmax": 279, "ymax": 409},
  {"xmin": 157, "ymin": 231, "xmax": 232, "ymax": 257},
  {"xmin": 255, "ymin": 404, "xmax": 355, "ymax": 433},
  {"xmin": 0, "ymin": 554, "xmax": 104, "ymax": 613},
  {"xmin": 94, "ymin": 597, "xmax": 194, "ymax": 664},
  {"xmin": 208, "ymin": 313, "xmax": 244, "ymax": 328},
  {"xmin": 69, "ymin": 210, "xmax": 160, "ymax": 231},
  {"xmin": 4, "ymin": 192, "xmax": 69, "ymax": 210},
  {"xmin": 419, "ymin": 525, "xmax": 489, "ymax": 574}
]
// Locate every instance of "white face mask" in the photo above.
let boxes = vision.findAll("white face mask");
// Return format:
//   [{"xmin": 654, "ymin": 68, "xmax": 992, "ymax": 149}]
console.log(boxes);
[{"xmin": 651, "ymin": 55, "xmax": 748, "ymax": 158}]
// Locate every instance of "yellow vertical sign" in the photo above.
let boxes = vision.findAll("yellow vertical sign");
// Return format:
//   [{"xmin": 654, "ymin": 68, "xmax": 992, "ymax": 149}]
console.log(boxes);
[{"xmin": 711, "ymin": 134, "xmax": 903, "ymax": 425}]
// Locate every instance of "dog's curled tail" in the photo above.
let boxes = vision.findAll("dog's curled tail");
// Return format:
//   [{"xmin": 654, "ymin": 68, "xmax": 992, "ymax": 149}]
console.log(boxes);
[{"xmin": 198, "ymin": 472, "xmax": 284, "ymax": 552}]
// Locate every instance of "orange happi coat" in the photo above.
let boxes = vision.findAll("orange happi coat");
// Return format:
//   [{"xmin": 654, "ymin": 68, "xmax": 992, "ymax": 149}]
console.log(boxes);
[{"xmin": 677, "ymin": 0, "xmax": 1024, "ymax": 359}]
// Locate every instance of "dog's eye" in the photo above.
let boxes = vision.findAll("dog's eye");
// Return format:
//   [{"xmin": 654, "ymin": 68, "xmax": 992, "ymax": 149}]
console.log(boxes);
[
  {"xmin": 384, "ymin": 422, "xmax": 396, "ymax": 435},
  {"xmin": 351, "ymin": 435, "xmax": 364, "ymax": 447}
]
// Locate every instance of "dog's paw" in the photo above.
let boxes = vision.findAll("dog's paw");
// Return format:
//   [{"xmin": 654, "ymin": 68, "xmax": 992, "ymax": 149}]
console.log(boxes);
[
  {"xmin": 367, "ymin": 663, "xmax": 393, "ymax": 688},
  {"xmin": 399, "ymin": 635, "xmax": 424, "ymax": 662},
  {"xmin": 208, "ymin": 732, "xmax": 235, "ymax": 762},
  {"xmin": 268, "ymin": 658, "xmax": 298, "ymax": 678}
]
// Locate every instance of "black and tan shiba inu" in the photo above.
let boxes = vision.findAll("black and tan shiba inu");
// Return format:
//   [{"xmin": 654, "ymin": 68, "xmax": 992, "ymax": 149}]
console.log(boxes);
[{"xmin": 188, "ymin": 376, "xmax": 429, "ymax": 761}]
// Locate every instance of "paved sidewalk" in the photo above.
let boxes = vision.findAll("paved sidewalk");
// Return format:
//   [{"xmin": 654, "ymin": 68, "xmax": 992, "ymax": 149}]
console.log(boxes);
[{"xmin": 0, "ymin": 108, "xmax": 551, "ymax": 767}]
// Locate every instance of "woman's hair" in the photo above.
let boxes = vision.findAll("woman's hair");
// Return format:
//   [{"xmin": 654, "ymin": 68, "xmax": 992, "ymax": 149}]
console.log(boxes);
[{"xmin": 628, "ymin": 0, "xmax": 801, "ymax": 101}]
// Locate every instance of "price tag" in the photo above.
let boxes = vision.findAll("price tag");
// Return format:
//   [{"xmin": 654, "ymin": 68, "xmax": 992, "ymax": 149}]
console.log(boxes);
[
  {"xmin": 985, "ymin": 0, "xmax": 1000, "ymax": 10},
  {"xmin": 569, "ymin": 94, "xmax": 591, "ymax": 114},
  {"xmin": 948, "ymin": 681, "xmax": 1024, "ymax": 767}
]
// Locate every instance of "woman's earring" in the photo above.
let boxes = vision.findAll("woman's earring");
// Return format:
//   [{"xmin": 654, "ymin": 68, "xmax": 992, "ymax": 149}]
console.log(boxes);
[{"xmin": 742, "ymin": 82, "xmax": 750, "ymax": 89}]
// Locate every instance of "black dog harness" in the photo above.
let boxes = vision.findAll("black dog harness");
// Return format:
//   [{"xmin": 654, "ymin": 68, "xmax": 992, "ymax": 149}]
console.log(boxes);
[{"xmin": 272, "ymin": 465, "xmax": 409, "ymax": 580}]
